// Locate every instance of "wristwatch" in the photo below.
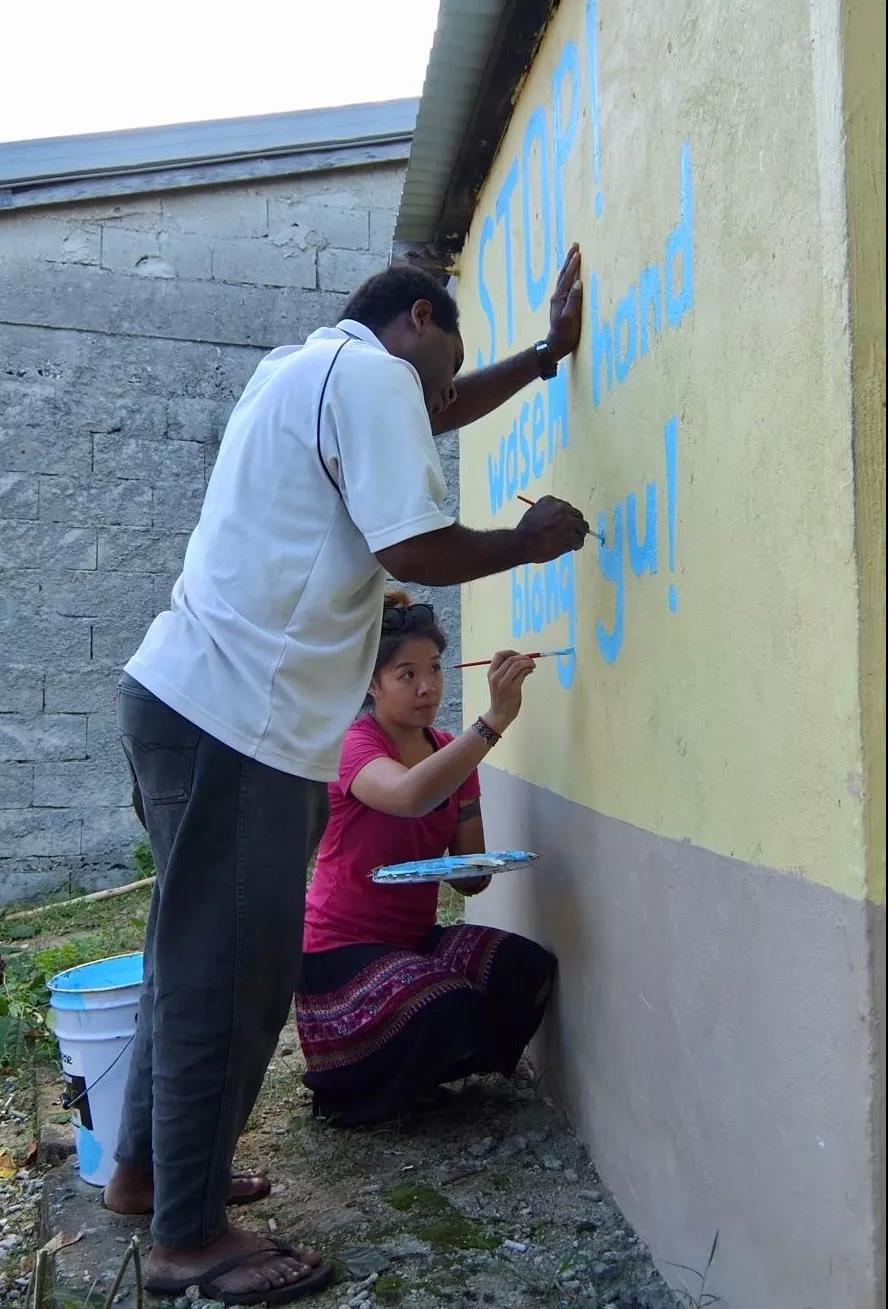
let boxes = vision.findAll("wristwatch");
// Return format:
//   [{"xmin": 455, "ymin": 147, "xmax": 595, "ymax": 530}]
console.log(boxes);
[{"xmin": 534, "ymin": 340, "xmax": 558, "ymax": 380}]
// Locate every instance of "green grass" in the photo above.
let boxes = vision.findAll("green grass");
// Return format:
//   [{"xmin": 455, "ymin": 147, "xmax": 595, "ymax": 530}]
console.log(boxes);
[
  {"xmin": 437, "ymin": 883, "xmax": 467, "ymax": 928},
  {"xmin": 0, "ymin": 846, "xmax": 152, "ymax": 1072}
]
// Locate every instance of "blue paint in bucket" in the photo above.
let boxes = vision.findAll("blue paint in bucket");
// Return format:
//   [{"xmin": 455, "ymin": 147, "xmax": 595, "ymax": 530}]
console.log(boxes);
[{"xmin": 49, "ymin": 953, "xmax": 143, "ymax": 1009}]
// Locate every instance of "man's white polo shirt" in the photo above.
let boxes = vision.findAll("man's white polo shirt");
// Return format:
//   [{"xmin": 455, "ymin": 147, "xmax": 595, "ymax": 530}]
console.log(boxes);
[{"xmin": 125, "ymin": 320, "xmax": 454, "ymax": 781}]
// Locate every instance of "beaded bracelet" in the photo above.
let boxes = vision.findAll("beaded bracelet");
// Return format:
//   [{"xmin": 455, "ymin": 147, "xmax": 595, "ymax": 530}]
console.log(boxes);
[{"xmin": 471, "ymin": 716, "xmax": 501, "ymax": 747}]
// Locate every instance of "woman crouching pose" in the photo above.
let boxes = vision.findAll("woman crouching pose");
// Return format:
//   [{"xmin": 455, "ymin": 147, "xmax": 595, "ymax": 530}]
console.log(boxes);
[{"xmin": 295, "ymin": 591, "xmax": 556, "ymax": 1127}]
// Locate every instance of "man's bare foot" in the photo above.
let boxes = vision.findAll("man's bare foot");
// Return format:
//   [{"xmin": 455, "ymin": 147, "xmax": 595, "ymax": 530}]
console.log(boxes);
[
  {"xmin": 104, "ymin": 1163, "xmax": 270, "ymax": 1215},
  {"xmin": 146, "ymin": 1227, "xmax": 325, "ymax": 1300}
]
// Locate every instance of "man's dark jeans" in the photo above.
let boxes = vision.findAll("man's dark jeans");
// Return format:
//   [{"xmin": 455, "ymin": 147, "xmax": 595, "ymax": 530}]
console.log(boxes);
[{"xmin": 115, "ymin": 674, "xmax": 325, "ymax": 1248}]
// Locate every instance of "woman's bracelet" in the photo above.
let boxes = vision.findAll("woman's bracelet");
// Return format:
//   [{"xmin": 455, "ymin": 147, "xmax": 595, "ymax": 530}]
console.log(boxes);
[{"xmin": 471, "ymin": 716, "xmax": 501, "ymax": 747}]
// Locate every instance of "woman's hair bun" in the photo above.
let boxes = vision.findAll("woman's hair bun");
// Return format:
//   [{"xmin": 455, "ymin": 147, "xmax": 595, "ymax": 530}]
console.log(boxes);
[{"xmin": 383, "ymin": 588, "xmax": 411, "ymax": 610}]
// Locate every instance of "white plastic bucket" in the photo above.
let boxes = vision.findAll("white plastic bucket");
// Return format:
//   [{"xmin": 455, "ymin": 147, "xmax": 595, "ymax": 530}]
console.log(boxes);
[{"xmin": 48, "ymin": 952, "xmax": 143, "ymax": 1187}]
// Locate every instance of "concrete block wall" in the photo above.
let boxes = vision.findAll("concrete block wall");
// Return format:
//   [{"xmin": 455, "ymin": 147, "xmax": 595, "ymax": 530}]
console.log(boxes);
[{"xmin": 0, "ymin": 163, "xmax": 461, "ymax": 904}]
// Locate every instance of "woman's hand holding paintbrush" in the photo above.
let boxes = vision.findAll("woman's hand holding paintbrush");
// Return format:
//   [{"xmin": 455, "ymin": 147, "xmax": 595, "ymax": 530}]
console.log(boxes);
[{"xmin": 480, "ymin": 650, "xmax": 537, "ymax": 737}]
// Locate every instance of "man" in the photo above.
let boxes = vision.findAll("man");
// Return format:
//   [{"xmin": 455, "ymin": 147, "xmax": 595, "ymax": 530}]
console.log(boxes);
[{"xmin": 106, "ymin": 246, "xmax": 589, "ymax": 1303}]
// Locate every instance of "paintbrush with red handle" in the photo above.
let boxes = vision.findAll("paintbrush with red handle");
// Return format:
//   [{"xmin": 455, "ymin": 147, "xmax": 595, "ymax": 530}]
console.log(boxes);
[{"xmin": 454, "ymin": 648, "xmax": 575, "ymax": 670}]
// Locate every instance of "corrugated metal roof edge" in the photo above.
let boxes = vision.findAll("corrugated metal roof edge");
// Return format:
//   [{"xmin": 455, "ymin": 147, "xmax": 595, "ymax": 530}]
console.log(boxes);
[
  {"xmin": 394, "ymin": 0, "xmax": 560, "ymax": 263},
  {"xmin": 0, "ymin": 99, "xmax": 418, "ymax": 209}
]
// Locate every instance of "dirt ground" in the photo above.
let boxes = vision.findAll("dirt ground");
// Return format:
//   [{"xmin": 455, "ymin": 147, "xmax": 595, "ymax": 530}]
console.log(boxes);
[
  {"xmin": 216, "ymin": 1036, "xmax": 685, "ymax": 1309},
  {"xmin": 1, "ymin": 885, "xmax": 695, "ymax": 1309}
]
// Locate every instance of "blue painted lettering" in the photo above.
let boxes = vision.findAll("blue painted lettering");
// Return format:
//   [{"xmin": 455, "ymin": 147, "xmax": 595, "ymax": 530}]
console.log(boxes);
[
  {"xmin": 531, "ymin": 393, "xmax": 546, "ymax": 478},
  {"xmin": 476, "ymin": 215, "xmax": 497, "ymax": 368},
  {"xmin": 665, "ymin": 143, "xmax": 694, "ymax": 329},
  {"xmin": 626, "ymin": 482, "xmax": 658, "ymax": 576},
  {"xmin": 639, "ymin": 265, "xmax": 662, "ymax": 357},
  {"xmin": 614, "ymin": 285, "xmax": 637, "ymax": 384},
  {"xmin": 512, "ymin": 553, "xmax": 577, "ymax": 689},
  {"xmin": 551, "ymin": 41, "xmax": 580, "ymax": 266},
  {"xmin": 521, "ymin": 107, "xmax": 553, "ymax": 312},
  {"xmin": 495, "ymin": 162, "xmax": 519, "ymax": 347},
  {"xmin": 518, "ymin": 401, "xmax": 532, "ymax": 490},
  {"xmin": 596, "ymin": 503, "xmax": 624, "ymax": 664}
]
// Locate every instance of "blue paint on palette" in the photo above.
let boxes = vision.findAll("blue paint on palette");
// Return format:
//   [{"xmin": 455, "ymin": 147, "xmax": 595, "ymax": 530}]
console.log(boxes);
[{"xmin": 373, "ymin": 852, "xmax": 539, "ymax": 885}]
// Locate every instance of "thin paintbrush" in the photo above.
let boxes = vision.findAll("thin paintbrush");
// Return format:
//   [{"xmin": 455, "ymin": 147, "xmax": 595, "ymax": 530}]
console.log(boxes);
[{"xmin": 454, "ymin": 647, "xmax": 575, "ymax": 670}]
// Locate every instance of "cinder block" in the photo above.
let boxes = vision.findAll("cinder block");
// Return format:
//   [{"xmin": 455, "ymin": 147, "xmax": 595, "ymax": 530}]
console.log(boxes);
[
  {"xmin": 39, "ymin": 571, "xmax": 155, "ymax": 623},
  {"xmin": 0, "ymin": 614, "xmax": 92, "ymax": 665},
  {"xmin": 86, "ymin": 710, "xmax": 124, "ymax": 760},
  {"xmin": 92, "ymin": 435, "xmax": 204, "ymax": 482},
  {"xmin": 0, "ymin": 858, "xmax": 71, "ymax": 905},
  {"xmin": 211, "ymin": 239, "xmax": 316, "ymax": 290},
  {"xmin": 0, "ymin": 665, "xmax": 44, "ymax": 714},
  {"xmin": 268, "ymin": 200, "xmax": 369, "ymax": 251},
  {"xmin": 265, "ymin": 163, "xmax": 405, "ymax": 212},
  {"xmin": 153, "ymin": 480, "xmax": 205, "ymax": 530},
  {"xmin": 33, "ymin": 760, "xmax": 131, "ymax": 808},
  {"xmin": 0, "ymin": 713, "xmax": 87, "ymax": 763},
  {"xmin": 0, "ymin": 215, "xmax": 101, "ymax": 265},
  {"xmin": 167, "ymin": 397, "xmax": 232, "ymax": 445},
  {"xmin": 0, "ymin": 521, "xmax": 97, "ymax": 569},
  {"xmin": 0, "ymin": 379, "xmax": 58, "ymax": 427},
  {"xmin": 0, "ymin": 428, "xmax": 93, "ymax": 478},
  {"xmin": 0, "ymin": 261, "xmax": 346, "ymax": 351},
  {"xmin": 79, "ymin": 805, "xmax": 142, "ymax": 859},
  {"xmin": 101, "ymin": 227, "xmax": 212, "ymax": 280},
  {"xmin": 0, "ymin": 808, "xmax": 83, "ymax": 859},
  {"xmin": 152, "ymin": 574, "xmax": 181, "ymax": 613},
  {"xmin": 44, "ymin": 664, "xmax": 121, "ymax": 714},
  {"xmin": 61, "ymin": 391, "xmax": 169, "ymax": 440},
  {"xmin": 0, "ymin": 568, "xmax": 37, "ymax": 619},
  {"xmin": 90, "ymin": 621, "xmax": 150, "ymax": 667},
  {"xmin": 0, "ymin": 762, "xmax": 33, "ymax": 808},
  {"xmin": 38, "ymin": 476, "xmax": 153, "ymax": 528},
  {"xmin": 369, "ymin": 208, "xmax": 397, "ymax": 255},
  {"xmin": 97, "ymin": 527, "xmax": 190, "ymax": 574},
  {"xmin": 47, "ymin": 197, "xmax": 163, "ymax": 229},
  {"xmin": 0, "ymin": 472, "xmax": 38, "ymax": 519},
  {"xmin": 318, "ymin": 247, "xmax": 387, "ymax": 294},
  {"xmin": 162, "ymin": 190, "xmax": 268, "ymax": 238},
  {"xmin": 1, "ymin": 323, "xmax": 260, "ymax": 402},
  {"xmin": 100, "ymin": 225, "xmax": 170, "ymax": 273}
]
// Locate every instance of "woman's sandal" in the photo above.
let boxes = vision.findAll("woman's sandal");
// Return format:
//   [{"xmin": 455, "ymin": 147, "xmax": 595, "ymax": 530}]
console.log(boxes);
[{"xmin": 144, "ymin": 1241, "xmax": 334, "ymax": 1306}]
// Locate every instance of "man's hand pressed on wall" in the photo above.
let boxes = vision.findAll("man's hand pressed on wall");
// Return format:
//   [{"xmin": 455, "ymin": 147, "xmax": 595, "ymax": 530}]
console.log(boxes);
[
  {"xmin": 429, "ymin": 242, "xmax": 585, "ymax": 436},
  {"xmin": 546, "ymin": 243, "xmax": 583, "ymax": 361}
]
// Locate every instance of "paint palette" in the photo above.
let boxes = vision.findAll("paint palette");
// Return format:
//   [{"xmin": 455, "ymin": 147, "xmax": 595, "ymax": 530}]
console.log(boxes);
[{"xmin": 371, "ymin": 851, "xmax": 539, "ymax": 885}]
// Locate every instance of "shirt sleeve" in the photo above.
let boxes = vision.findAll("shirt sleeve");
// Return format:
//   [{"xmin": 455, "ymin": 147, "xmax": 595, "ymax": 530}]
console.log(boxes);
[
  {"xmin": 322, "ymin": 347, "xmax": 455, "ymax": 552},
  {"xmin": 338, "ymin": 717, "xmax": 395, "ymax": 796},
  {"xmin": 456, "ymin": 769, "xmax": 481, "ymax": 804}
]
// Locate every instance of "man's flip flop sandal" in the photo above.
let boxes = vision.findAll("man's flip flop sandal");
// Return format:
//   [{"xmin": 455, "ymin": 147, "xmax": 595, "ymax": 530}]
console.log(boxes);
[
  {"xmin": 144, "ymin": 1241, "xmax": 334, "ymax": 1305},
  {"xmin": 101, "ymin": 1173, "xmax": 271, "ymax": 1215}
]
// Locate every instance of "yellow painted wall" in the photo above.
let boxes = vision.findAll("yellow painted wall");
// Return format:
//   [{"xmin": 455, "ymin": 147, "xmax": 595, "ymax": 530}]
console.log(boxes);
[{"xmin": 456, "ymin": 0, "xmax": 880, "ymax": 901}]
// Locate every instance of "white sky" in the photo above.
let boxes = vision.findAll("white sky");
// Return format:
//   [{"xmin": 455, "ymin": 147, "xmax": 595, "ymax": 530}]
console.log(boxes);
[{"xmin": 0, "ymin": 0, "xmax": 440, "ymax": 143}]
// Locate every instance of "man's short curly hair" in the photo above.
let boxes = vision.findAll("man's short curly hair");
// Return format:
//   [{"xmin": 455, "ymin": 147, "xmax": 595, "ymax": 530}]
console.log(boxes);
[{"xmin": 342, "ymin": 263, "xmax": 460, "ymax": 335}]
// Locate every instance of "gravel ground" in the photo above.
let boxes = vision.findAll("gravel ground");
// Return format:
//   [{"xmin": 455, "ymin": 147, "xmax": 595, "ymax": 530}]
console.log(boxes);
[
  {"xmin": 213, "ymin": 1040, "xmax": 687, "ymax": 1309},
  {"xmin": 0, "ymin": 1071, "xmax": 44, "ymax": 1305}
]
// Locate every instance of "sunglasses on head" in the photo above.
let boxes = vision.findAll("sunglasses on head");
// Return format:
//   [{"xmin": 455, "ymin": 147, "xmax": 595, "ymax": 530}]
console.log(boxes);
[{"xmin": 381, "ymin": 603, "xmax": 435, "ymax": 633}]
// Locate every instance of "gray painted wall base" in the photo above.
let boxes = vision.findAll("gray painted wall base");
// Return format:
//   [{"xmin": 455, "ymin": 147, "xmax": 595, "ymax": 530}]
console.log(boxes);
[{"xmin": 470, "ymin": 763, "xmax": 884, "ymax": 1309}]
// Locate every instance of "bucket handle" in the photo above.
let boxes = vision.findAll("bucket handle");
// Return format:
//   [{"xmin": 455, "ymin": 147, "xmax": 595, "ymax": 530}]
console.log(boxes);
[{"xmin": 61, "ymin": 1031, "xmax": 136, "ymax": 1112}]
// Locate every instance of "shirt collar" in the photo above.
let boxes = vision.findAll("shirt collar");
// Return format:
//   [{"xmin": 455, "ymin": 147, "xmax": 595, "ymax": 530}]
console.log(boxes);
[{"xmin": 335, "ymin": 319, "xmax": 387, "ymax": 352}]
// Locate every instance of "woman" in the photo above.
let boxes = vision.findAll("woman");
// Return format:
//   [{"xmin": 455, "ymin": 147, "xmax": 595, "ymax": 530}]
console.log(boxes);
[{"xmin": 295, "ymin": 591, "xmax": 557, "ymax": 1127}]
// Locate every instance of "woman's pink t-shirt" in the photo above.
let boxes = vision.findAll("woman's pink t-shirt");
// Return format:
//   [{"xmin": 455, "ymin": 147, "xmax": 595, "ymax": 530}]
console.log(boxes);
[{"xmin": 302, "ymin": 715, "xmax": 481, "ymax": 953}]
